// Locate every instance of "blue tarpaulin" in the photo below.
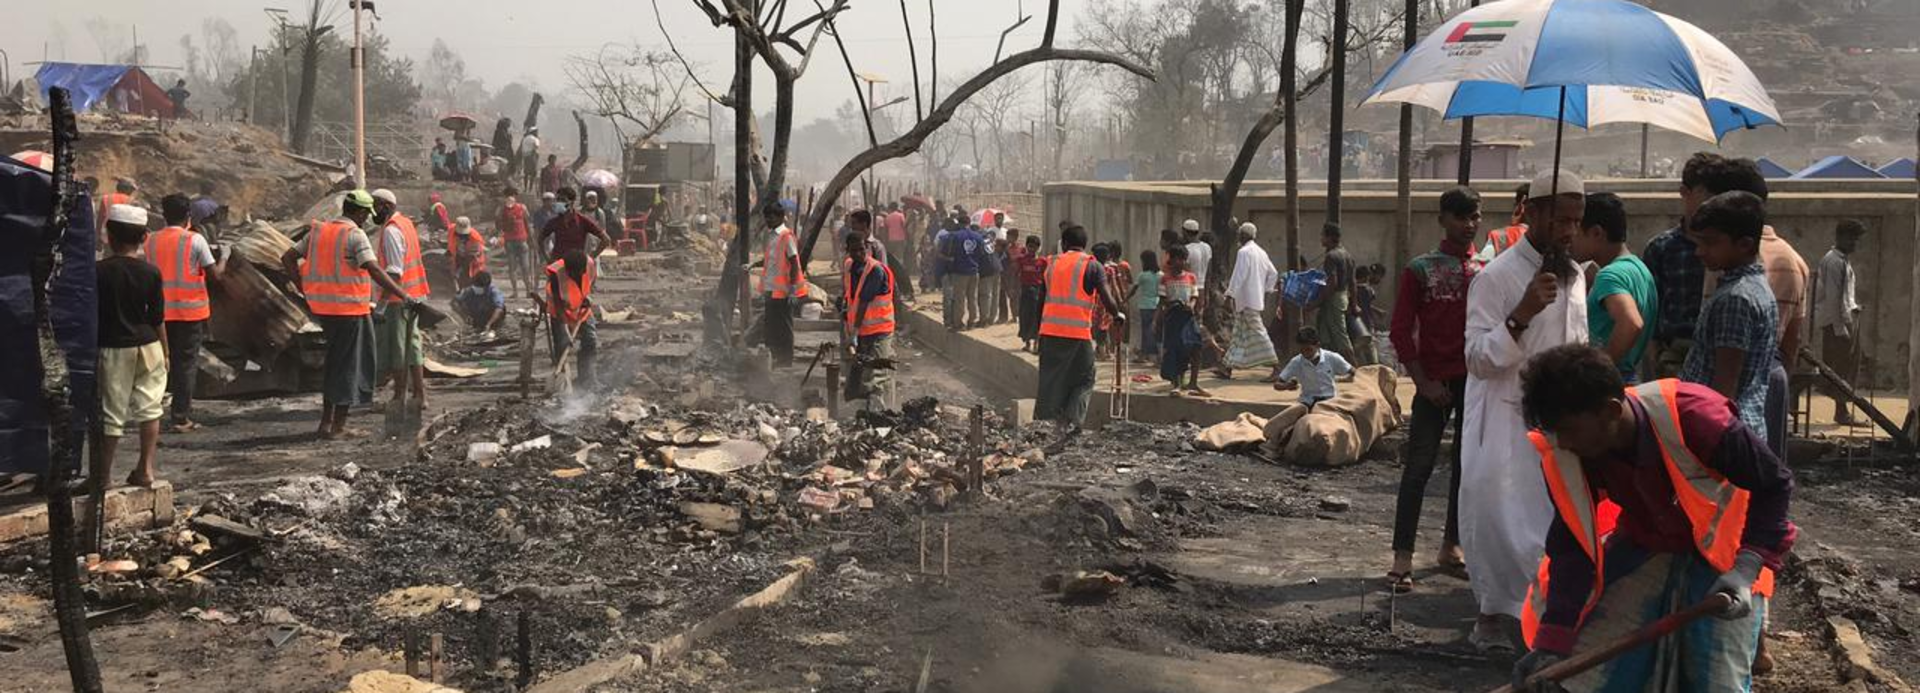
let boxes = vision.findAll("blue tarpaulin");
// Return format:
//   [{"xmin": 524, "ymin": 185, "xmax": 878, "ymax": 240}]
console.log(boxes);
[
  {"xmin": 1791, "ymin": 155, "xmax": 1886, "ymax": 179},
  {"xmin": 0, "ymin": 155, "xmax": 97, "ymax": 475},
  {"xmin": 1877, "ymin": 158, "xmax": 1915, "ymax": 179},
  {"xmin": 32, "ymin": 62, "xmax": 174, "ymax": 116},
  {"xmin": 1755, "ymin": 157, "xmax": 1794, "ymax": 179}
]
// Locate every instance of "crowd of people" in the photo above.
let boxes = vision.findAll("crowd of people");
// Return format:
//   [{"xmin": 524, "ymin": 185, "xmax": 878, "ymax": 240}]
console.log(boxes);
[{"xmin": 860, "ymin": 152, "xmax": 1866, "ymax": 691}]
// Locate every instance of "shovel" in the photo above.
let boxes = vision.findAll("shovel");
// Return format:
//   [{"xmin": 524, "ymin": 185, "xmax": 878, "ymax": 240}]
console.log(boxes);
[
  {"xmin": 549, "ymin": 321, "xmax": 584, "ymax": 395},
  {"xmin": 1490, "ymin": 592, "xmax": 1734, "ymax": 693}
]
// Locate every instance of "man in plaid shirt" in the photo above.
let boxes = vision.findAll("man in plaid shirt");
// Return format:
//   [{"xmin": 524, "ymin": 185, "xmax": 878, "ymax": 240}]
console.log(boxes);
[
  {"xmin": 1680, "ymin": 191, "xmax": 1778, "ymax": 441},
  {"xmin": 1644, "ymin": 153, "xmax": 1745, "ymax": 379}
]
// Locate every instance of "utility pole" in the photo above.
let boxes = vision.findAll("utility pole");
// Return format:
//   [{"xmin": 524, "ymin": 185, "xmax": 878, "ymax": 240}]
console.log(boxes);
[
  {"xmin": 1639, "ymin": 123, "xmax": 1651, "ymax": 177},
  {"xmin": 1326, "ymin": 0, "xmax": 1350, "ymax": 224},
  {"xmin": 1395, "ymin": 0, "xmax": 1417, "ymax": 279},
  {"xmin": 265, "ymin": 8, "xmax": 293, "ymax": 144},
  {"xmin": 349, "ymin": 0, "xmax": 369, "ymax": 185},
  {"xmin": 247, "ymin": 46, "xmax": 260, "ymax": 124},
  {"xmin": 1456, "ymin": 0, "xmax": 1479, "ymax": 184}
]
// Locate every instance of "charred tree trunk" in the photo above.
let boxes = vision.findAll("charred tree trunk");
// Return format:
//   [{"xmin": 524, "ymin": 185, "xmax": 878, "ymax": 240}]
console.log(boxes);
[
  {"xmin": 1208, "ymin": 0, "xmax": 1318, "ymax": 338},
  {"xmin": 38, "ymin": 86, "xmax": 103, "ymax": 693},
  {"xmin": 1281, "ymin": 0, "xmax": 1305, "ymax": 343},
  {"xmin": 794, "ymin": 46, "xmax": 1153, "ymax": 266},
  {"xmin": 1326, "ymin": 0, "xmax": 1350, "ymax": 225},
  {"xmin": 1394, "ymin": 0, "xmax": 1417, "ymax": 287},
  {"xmin": 289, "ymin": 0, "xmax": 324, "ymax": 156}
]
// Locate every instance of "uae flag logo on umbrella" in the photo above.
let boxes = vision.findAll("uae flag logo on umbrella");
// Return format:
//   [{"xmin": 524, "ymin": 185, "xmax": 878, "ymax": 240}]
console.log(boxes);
[{"xmin": 1447, "ymin": 20, "xmax": 1518, "ymax": 43}]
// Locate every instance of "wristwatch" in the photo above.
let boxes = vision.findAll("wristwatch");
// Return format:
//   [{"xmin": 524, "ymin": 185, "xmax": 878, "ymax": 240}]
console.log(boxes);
[{"xmin": 1505, "ymin": 315, "xmax": 1530, "ymax": 332}]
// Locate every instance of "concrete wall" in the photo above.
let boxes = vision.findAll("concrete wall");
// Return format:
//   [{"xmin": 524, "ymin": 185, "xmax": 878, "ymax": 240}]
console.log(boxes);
[{"xmin": 1044, "ymin": 179, "xmax": 1917, "ymax": 389}]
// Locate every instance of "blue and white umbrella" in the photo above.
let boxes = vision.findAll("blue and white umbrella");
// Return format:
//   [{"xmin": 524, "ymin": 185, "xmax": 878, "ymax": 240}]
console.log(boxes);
[{"xmin": 1363, "ymin": 0, "xmax": 1781, "ymax": 143}]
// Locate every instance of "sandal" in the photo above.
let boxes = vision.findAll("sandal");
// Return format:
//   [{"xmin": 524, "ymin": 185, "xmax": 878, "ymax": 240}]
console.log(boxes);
[
  {"xmin": 1386, "ymin": 571, "xmax": 1415, "ymax": 594},
  {"xmin": 1436, "ymin": 553, "xmax": 1470, "ymax": 580},
  {"xmin": 167, "ymin": 420, "xmax": 202, "ymax": 433}
]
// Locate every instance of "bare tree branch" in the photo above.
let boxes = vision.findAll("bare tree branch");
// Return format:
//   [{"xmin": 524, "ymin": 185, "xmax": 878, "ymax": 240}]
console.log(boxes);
[
  {"xmin": 797, "ymin": 46, "xmax": 1155, "ymax": 264},
  {"xmin": 899, "ymin": 0, "xmax": 923, "ymax": 122},
  {"xmin": 928, "ymin": 0, "xmax": 939, "ymax": 107},
  {"xmin": 1042, "ymin": 0, "xmax": 1060, "ymax": 47},
  {"xmin": 818, "ymin": 0, "xmax": 878, "ymax": 148},
  {"xmin": 994, "ymin": 14, "xmax": 1034, "ymax": 64},
  {"xmin": 656, "ymin": 0, "xmax": 729, "ymax": 106},
  {"xmin": 563, "ymin": 43, "xmax": 697, "ymax": 149}
]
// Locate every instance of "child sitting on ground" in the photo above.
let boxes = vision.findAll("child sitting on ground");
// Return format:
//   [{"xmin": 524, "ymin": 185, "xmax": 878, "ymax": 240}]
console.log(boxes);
[{"xmin": 1274, "ymin": 326, "xmax": 1354, "ymax": 407}]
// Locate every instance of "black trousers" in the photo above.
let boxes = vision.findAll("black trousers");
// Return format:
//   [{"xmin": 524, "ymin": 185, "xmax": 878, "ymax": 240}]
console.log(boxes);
[
  {"xmin": 1391, "ymin": 376, "xmax": 1465, "ymax": 554},
  {"xmin": 764, "ymin": 297, "xmax": 795, "ymax": 366},
  {"xmin": 166, "ymin": 319, "xmax": 206, "ymax": 422}
]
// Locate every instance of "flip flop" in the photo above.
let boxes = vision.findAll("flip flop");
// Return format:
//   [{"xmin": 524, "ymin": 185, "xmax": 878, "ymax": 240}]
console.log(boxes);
[
  {"xmin": 167, "ymin": 420, "xmax": 202, "ymax": 433},
  {"xmin": 1436, "ymin": 555, "xmax": 1470, "ymax": 580},
  {"xmin": 1386, "ymin": 571, "xmax": 1415, "ymax": 594}
]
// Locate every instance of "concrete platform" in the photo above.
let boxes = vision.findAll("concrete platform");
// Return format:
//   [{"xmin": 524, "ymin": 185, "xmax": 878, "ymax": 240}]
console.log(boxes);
[{"xmin": 903, "ymin": 291, "xmax": 1910, "ymax": 435}]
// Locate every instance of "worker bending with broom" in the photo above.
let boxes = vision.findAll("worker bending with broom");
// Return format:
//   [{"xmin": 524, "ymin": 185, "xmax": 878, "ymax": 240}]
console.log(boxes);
[
  {"xmin": 1511, "ymin": 344, "xmax": 1794, "ymax": 692},
  {"xmin": 544, "ymin": 248, "xmax": 597, "ymax": 391}
]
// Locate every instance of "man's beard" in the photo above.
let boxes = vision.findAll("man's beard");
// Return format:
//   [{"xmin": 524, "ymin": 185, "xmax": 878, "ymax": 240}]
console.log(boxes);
[{"xmin": 1538, "ymin": 240, "xmax": 1578, "ymax": 284}]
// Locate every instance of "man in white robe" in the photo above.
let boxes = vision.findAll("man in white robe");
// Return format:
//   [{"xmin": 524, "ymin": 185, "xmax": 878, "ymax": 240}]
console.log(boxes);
[
  {"xmin": 1460, "ymin": 169, "xmax": 1590, "ymax": 650},
  {"xmin": 1221, "ymin": 222, "xmax": 1281, "ymax": 377}
]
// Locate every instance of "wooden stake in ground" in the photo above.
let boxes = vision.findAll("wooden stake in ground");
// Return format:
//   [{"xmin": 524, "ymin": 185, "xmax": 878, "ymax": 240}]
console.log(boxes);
[
  {"xmin": 430, "ymin": 632, "xmax": 444, "ymax": 682},
  {"xmin": 516, "ymin": 610, "xmax": 534, "ymax": 688},
  {"xmin": 918, "ymin": 520, "xmax": 927, "ymax": 575},
  {"xmin": 404, "ymin": 627, "xmax": 422, "ymax": 677},
  {"xmin": 941, "ymin": 522, "xmax": 950, "ymax": 580}
]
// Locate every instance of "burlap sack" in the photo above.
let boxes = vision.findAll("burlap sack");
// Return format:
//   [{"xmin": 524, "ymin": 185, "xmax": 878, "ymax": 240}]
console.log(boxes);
[
  {"xmin": 1276, "ymin": 364, "xmax": 1402, "ymax": 467},
  {"xmin": 1194, "ymin": 412, "xmax": 1270, "ymax": 452}
]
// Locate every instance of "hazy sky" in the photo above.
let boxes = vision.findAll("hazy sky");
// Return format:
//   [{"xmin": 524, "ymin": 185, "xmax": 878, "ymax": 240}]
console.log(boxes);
[{"xmin": 3, "ymin": 0, "xmax": 1104, "ymax": 121}]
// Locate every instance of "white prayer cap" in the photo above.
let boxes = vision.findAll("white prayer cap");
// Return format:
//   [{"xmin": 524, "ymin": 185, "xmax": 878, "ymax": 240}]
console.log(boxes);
[
  {"xmin": 107, "ymin": 204, "xmax": 147, "ymax": 226},
  {"xmin": 370, "ymin": 188, "xmax": 398, "ymax": 205},
  {"xmin": 1238, "ymin": 222, "xmax": 1258, "ymax": 237},
  {"xmin": 1181, "ymin": 219, "xmax": 1200, "ymax": 232},
  {"xmin": 456, "ymin": 216, "xmax": 471, "ymax": 226},
  {"xmin": 1529, "ymin": 169, "xmax": 1586, "ymax": 200}
]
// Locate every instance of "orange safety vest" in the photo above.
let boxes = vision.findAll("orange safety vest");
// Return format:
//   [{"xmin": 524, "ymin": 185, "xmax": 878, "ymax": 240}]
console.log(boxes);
[
  {"xmin": 1520, "ymin": 379, "xmax": 1776, "ymax": 647},
  {"xmin": 761, "ymin": 226, "xmax": 808, "ymax": 299},
  {"xmin": 383, "ymin": 213, "xmax": 432, "ymax": 303},
  {"xmin": 1488, "ymin": 224, "xmax": 1526, "ymax": 257},
  {"xmin": 845, "ymin": 258, "xmax": 895, "ymax": 337},
  {"xmin": 98, "ymin": 192, "xmax": 132, "ymax": 227},
  {"xmin": 545, "ymin": 258, "xmax": 595, "ymax": 325},
  {"xmin": 144, "ymin": 226, "xmax": 211, "ymax": 322},
  {"xmin": 454, "ymin": 227, "xmax": 487, "ymax": 276},
  {"xmin": 301, "ymin": 220, "xmax": 373, "ymax": 317},
  {"xmin": 1039, "ymin": 250, "xmax": 1097, "ymax": 340}
]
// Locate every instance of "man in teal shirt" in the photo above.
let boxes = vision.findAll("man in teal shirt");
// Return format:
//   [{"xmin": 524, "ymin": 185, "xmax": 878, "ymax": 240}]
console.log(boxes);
[{"xmin": 1574, "ymin": 192, "xmax": 1658, "ymax": 380}]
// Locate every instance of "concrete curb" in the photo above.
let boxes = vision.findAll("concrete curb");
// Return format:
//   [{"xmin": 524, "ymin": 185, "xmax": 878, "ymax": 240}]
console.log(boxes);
[
  {"xmin": 524, "ymin": 557, "xmax": 816, "ymax": 693},
  {"xmin": 0, "ymin": 481, "xmax": 176, "ymax": 544},
  {"xmin": 901, "ymin": 307, "xmax": 1289, "ymax": 427}
]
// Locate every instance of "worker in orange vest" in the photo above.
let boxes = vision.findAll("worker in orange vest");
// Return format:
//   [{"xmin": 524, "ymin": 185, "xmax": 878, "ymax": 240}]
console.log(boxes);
[
  {"xmin": 371, "ymin": 189, "xmax": 433, "ymax": 416},
  {"xmin": 1477, "ymin": 183, "xmax": 1532, "ymax": 263},
  {"xmin": 428, "ymin": 192, "xmax": 455, "ymax": 235},
  {"xmin": 98, "ymin": 177, "xmax": 138, "ymax": 234},
  {"xmin": 843, "ymin": 227, "xmax": 896, "ymax": 408},
  {"xmin": 756, "ymin": 202, "xmax": 806, "ymax": 367},
  {"xmin": 1510, "ymin": 344, "xmax": 1793, "ymax": 692},
  {"xmin": 1035, "ymin": 223, "xmax": 1128, "ymax": 449},
  {"xmin": 544, "ymin": 248, "xmax": 597, "ymax": 389},
  {"xmin": 451, "ymin": 216, "xmax": 487, "ymax": 291},
  {"xmin": 145, "ymin": 193, "xmax": 226, "ymax": 433},
  {"xmin": 280, "ymin": 190, "xmax": 417, "ymax": 439}
]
